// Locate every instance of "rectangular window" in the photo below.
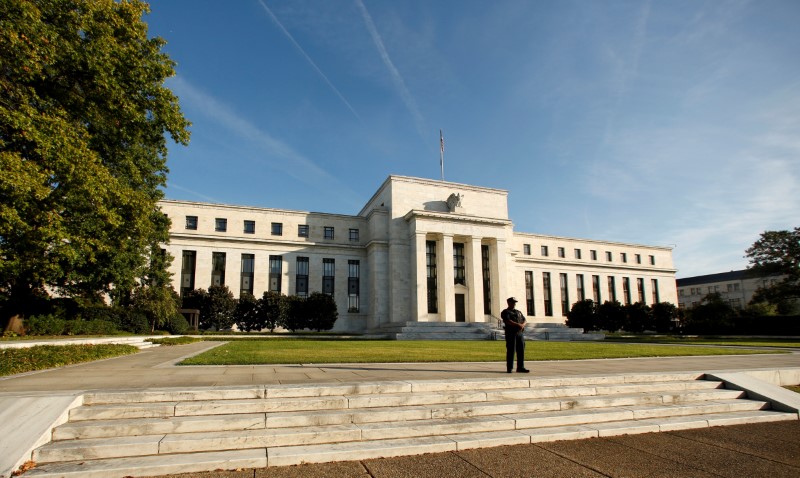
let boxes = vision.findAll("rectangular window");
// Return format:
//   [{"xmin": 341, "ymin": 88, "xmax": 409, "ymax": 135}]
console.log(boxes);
[
  {"xmin": 543, "ymin": 272, "xmax": 553, "ymax": 316},
  {"xmin": 426, "ymin": 241, "xmax": 438, "ymax": 313},
  {"xmin": 271, "ymin": 222, "xmax": 282, "ymax": 236},
  {"xmin": 269, "ymin": 255, "xmax": 282, "ymax": 293},
  {"xmin": 211, "ymin": 252, "xmax": 226, "ymax": 287},
  {"xmin": 349, "ymin": 228, "xmax": 359, "ymax": 242},
  {"xmin": 576, "ymin": 274, "xmax": 585, "ymax": 301},
  {"xmin": 606, "ymin": 251, "xmax": 613, "ymax": 262},
  {"xmin": 608, "ymin": 276, "xmax": 617, "ymax": 302},
  {"xmin": 180, "ymin": 250, "xmax": 196, "ymax": 297},
  {"xmin": 733, "ymin": 283, "xmax": 740, "ymax": 291},
  {"xmin": 324, "ymin": 227, "xmax": 334, "ymax": 240},
  {"xmin": 541, "ymin": 245, "xmax": 549, "ymax": 257},
  {"xmin": 185, "ymin": 216, "xmax": 198, "ymax": 230},
  {"xmin": 727, "ymin": 284, "xmax": 733, "ymax": 292},
  {"xmin": 622, "ymin": 277, "xmax": 631, "ymax": 305},
  {"xmin": 635, "ymin": 254, "xmax": 641, "ymax": 264},
  {"xmin": 525, "ymin": 271, "xmax": 535, "ymax": 316},
  {"xmin": 591, "ymin": 250, "xmax": 598, "ymax": 261},
  {"xmin": 348, "ymin": 260, "xmax": 360, "ymax": 312},
  {"xmin": 481, "ymin": 245, "xmax": 491, "ymax": 315},
  {"xmin": 240, "ymin": 253, "xmax": 254, "ymax": 296},
  {"xmin": 637, "ymin": 278, "xmax": 645, "ymax": 303},
  {"xmin": 322, "ymin": 258, "xmax": 335, "ymax": 295},
  {"xmin": 559, "ymin": 273, "xmax": 569, "ymax": 316},
  {"xmin": 244, "ymin": 220, "xmax": 255, "ymax": 234},
  {"xmin": 574, "ymin": 248, "xmax": 582, "ymax": 260},
  {"xmin": 592, "ymin": 275, "xmax": 601, "ymax": 303},
  {"xmin": 215, "ymin": 218, "xmax": 227, "ymax": 232},
  {"xmin": 453, "ymin": 243, "xmax": 466, "ymax": 285},
  {"xmin": 558, "ymin": 247, "xmax": 565, "ymax": 258},
  {"xmin": 298, "ymin": 224, "xmax": 309, "ymax": 237},
  {"xmin": 621, "ymin": 252, "xmax": 627, "ymax": 263},
  {"xmin": 523, "ymin": 244, "xmax": 531, "ymax": 255},
  {"xmin": 295, "ymin": 257, "xmax": 309, "ymax": 297},
  {"xmin": 651, "ymin": 279, "xmax": 660, "ymax": 304},
  {"xmin": 649, "ymin": 255, "xmax": 655, "ymax": 265}
]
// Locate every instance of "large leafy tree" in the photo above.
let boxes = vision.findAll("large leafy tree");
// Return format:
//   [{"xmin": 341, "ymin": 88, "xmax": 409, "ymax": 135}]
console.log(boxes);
[
  {"xmin": 745, "ymin": 227, "xmax": 800, "ymax": 314},
  {"xmin": 0, "ymin": 0, "xmax": 190, "ymax": 324}
]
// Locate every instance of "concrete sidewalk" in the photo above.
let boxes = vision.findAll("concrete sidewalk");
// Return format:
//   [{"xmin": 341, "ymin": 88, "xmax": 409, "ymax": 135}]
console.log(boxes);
[
  {"xmin": 2, "ymin": 341, "xmax": 799, "ymax": 478},
  {"xmin": 2, "ymin": 341, "xmax": 800, "ymax": 392}
]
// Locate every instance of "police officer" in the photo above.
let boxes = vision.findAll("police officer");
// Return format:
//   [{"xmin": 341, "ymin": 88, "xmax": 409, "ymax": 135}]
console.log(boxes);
[{"xmin": 501, "ymin": 297, "xmax": 530, "ymax": 373}]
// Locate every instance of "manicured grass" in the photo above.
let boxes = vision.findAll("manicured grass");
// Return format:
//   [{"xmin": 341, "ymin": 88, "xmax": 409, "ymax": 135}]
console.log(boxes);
[
  {"xmin": 147, "ymin": 336, "xmax": 202, "ymax": 346},
  {"xmin": 606, "ymin": 336, "xmax": 800, "ymax": 348},
  {"xmin": 0, "ymin": 344, "xmax": 139, "ymax": 376},
  {"xmin": 179, "ymin": 339, "xmax": 784, "ymax": 365},
  {"xmin": 785, "ymin": 385, "xmax": 800, "ymax": 394}
]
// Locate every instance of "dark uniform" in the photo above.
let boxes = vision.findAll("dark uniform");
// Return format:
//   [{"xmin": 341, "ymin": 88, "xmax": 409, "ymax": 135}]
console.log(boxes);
[{"xmin": 501, "ymin": 297, "xmax": 529, "ymax": 373}]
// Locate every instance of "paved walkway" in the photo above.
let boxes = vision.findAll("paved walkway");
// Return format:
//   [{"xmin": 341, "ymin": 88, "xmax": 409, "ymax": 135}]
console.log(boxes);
[{"xmin": 2, "ymin": 341, "xmax": 799, "ymax": 478}]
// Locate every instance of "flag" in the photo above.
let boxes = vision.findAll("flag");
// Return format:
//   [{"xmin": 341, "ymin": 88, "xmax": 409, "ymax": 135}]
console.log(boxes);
[{"xmin": 440, "ymin": 130, "xmax": 444, "ymax": 154}]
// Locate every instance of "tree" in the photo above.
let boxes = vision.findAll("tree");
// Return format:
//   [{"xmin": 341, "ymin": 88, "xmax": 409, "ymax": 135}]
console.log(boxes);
[
  {"xmin": 566, "ymin": 299, "xmax": 597, "ymax": 331},
  {"xmin": 131, "ymin": 284, "xmax": 180, "ymax": 333},
  {"xmin": 683, "ymin": 293, "xmax": 736, "ymax": 334},
  {"xmin": 623, "ymin": 302, "xmax": 652, "ymax": 333},
  {"xmin": 652, "ymin": 302, "xmax": 680, "ymax": 333},
  {"xmin": 234, "ymin": 293, "xmax": 259, "ymax": 332},
  {"xmin": 258, "ymin": 291, "xmax": 286, "ymax": 332},
  {"xmin": 203, "ymin": 285, "xmax": 236, "ymax": 331},
  {"xmin": 745, "ymin": 227, "xmax": 800, "ymax": 314},
  {"xmin": 597, "ymin": 300, "xmax": 625, "ymax": 333},
  {"xmin": 0, "ymin": 0, "xmax": 190, "ymax": 327},
  {"xmin": 306, "ymin": 292, "xmax": 338, "ymax": 332},
  {"xmin": 284, "ymin": 295, "xmax": 308, "ymax": 332}
]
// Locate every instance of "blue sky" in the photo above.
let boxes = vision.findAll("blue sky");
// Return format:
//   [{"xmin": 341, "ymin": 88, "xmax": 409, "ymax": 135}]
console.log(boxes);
[{"xmin": 145, "ymin": 0, "xmax": 800, "ymax": 278}]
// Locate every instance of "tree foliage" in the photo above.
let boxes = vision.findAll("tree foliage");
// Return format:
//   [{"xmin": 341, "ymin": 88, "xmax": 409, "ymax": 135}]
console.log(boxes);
[
  {"xmin": 651, "ymin": 302, "xmax": 679, "ymax": 333},
  {"xmin": 306, "ymin": 292, "xmax": 338, "ymax": 332},
  {"xmin": 0, "ymin": 0, "xmax": 190, "ymax": 324},
  {"xmin": 745, "ymin": 227, "xmax": 800, "ymax": 314},
  {"xmin": 566, "ymin": 299, "xmax": 597, "ymax": 331},
  {"xmin": 622, "ymin": 302, "xmax": 652, "ymax": 333},
  {"xmin": 596, "ymin": 300, "xmax": 625, "ymax": 333},
  {"xmin": 682, "ymin": 293, "xmax": 736, "ymax": 334}
]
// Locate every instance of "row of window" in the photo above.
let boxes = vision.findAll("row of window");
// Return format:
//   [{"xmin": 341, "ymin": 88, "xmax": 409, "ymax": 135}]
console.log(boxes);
[
  {"xmin": 183, "ymin": 216, "xmax": 359, "ymax": 241},
  {"xmin": 522, "ymin": 244, "xmax": 656, "ymax": 266},
  {"xmin": 181, "ymin": 251, "xmax": 361, "ymax": 312},
  {"xmin": 680, "ymin": 283, "xmax": 742, "ymax": 296},
  {"xmin": 523, "ymin": 272, "xmax": 660, "ymax": 317},
  {"xmin": 680, "ymin": 298, "xmax": 743, "ymax": 310}
]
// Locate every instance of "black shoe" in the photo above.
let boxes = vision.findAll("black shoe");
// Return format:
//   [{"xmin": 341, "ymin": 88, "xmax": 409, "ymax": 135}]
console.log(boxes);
[
  {"xmin": 507, "ymin": 370, "xmax": 513, "ymax": 373},
  {"xmin": 517, "ymin": 368, "xmax": 530, "ymax": 373}
]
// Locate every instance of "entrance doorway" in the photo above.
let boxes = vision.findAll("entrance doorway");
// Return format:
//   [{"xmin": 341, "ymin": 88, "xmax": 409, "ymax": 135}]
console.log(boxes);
[{"xmin": 455, "ymin": 294, "xmax": 466, "ymax": 322}]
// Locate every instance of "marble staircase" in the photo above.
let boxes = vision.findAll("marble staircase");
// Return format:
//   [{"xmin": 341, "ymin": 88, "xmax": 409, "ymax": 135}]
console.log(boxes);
[
  {"xmin": 19, "ymin": 372, "xmax": 798, "ymax": 477},
  {"xmin": 365, "ymin": 321, "xmax": 604, "ymax": 341}
]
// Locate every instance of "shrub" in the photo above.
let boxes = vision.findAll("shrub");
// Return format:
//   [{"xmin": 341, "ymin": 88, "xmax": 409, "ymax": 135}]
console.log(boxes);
[
  {"xmin": 64, "ymin": 319, "xmax": 119, "ymax": 335},
  {"xmin": 235, "ymin": 293, "xmax": 261, "ymax": 332},
  {"xmin": 164, "ymin": 313, "xmax": 190, "ymax": 335},
  {"xmin": 597, "ymin": 301, "xmax": 625, "ymax": 333},
  {"xmin": 652, "ymin": 302, "xmax": 680, "ymax": 333},
  {"xmin": 109, "ymin": 308, "xmax": 151, "ymax": 334},
  {"xmin": 284, "ymin": 295, "xmax": 309, "ymax": 332},
  {"xmin": 25, "ymin": 314, "xmax": 67, "ymax": 335},
  {"xmin": 682, "ymin": 293, "xmax": 736, "ymax": 334},
  {"xmin": 566, "ymin": 300, "xmax": 597, "ymax": 331},
  {"xmin": 623, "ymin": 302, "xmax": 652, "ymax": 333},
  {"xmin": 259, "ymin": 291, "xmax": 286, "ymax": 332},
  {"xmin": 307, "ymin": 292, "xmax": 338, "ymax": 331}
]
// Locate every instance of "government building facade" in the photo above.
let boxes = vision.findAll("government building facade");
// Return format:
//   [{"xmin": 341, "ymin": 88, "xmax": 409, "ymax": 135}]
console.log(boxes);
[{"xmin": 160, "ymin": 175, "xmax": 678, "ymax": 332}]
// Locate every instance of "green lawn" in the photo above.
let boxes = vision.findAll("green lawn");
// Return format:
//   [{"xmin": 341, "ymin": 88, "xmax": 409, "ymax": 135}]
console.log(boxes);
[
  {"xmin": 0, "ymin": 344, "xmax": 139, "ymax": 376},
  {"xmin": 179, "ymin": 339, "xmax": 785, "ymax": 365},
  {"xmin": 606, "ymin": 336, "xmax": 800, "ymax": 348}
]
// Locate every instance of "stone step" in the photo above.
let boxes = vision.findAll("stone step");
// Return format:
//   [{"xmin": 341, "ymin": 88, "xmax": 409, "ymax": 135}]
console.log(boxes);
[
  {"xmin": 25, "ymin": 410, "xmax": 796, "ymax": 477},
  {"xmin": 69, "ymin": 380, "xmax": 728, "ymax": 421},
  {"xmin": 56, "ymin": 393, "xmax": 766, "ymax": 442}
]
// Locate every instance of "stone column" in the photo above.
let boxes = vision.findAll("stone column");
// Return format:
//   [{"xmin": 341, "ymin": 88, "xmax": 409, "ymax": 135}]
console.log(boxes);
[
  {"xmin": 490, "ymin": 239, "xmax": 508, "ymax": 319},
  {"xmin": 411, "ymin": 232, "xmax": 428, "ymax": 322},
  {"xmin": 439, "ymin": 234, "xmax": 455, "ymax": 322},
  {"xmin": 465, "ymin": 237, "xmax": 484, "ymax": 323}
]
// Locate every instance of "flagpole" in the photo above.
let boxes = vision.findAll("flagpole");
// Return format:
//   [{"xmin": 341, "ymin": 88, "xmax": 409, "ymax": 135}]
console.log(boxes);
[{"xmin": 439, "ymin": 129, "xmax": 444, "ymax": 181}]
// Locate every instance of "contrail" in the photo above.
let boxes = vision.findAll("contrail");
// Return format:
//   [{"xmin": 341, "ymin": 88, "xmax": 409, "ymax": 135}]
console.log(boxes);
[
  {"xmin": 256, "ymin": 0, "xmax": 362, "ymax": 121},
  {"xmin": 354, "ymin": 0, "xmax": 428, "ymax": 140}
]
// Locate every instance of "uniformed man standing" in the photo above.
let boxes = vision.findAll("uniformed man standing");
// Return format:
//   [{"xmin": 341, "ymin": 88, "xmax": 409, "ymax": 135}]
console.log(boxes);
[{"xmin": 501, "ymin": 297, "xmax": 530, "ymax": 373}]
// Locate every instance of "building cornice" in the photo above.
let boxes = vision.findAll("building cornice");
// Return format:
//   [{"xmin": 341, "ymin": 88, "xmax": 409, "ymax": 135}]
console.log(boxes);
[
  {"xmin": 513, "ymin": 231, "xmax": 674, "ymax": 251},
  {"xmin": 514, "ymin": 256, "xmax": 677, "ymax": 274},
  {"xmin": 403, "ymin": 209, "xmax": 513, "ymax": 227},
  {"xmin": 167, "ymin": 233, "xmax": 365, "ymax": 251}
]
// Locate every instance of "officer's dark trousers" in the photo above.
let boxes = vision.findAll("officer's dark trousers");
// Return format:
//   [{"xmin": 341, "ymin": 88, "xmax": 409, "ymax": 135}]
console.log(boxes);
[{"xmin": 505, "ymin": 332, "xmax": 525, "ymax": 371}]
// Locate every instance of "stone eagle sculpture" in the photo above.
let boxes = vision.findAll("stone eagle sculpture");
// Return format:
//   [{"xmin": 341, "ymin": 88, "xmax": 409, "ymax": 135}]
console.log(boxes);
[{"xmin": 446, "ymin": 193, "xmax": 463, "ymax": 212}]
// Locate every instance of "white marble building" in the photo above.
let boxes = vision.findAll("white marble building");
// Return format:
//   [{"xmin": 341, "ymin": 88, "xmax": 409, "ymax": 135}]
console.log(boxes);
[{"xmin": 160, "ymin": 175, "xmax": 677, "ymax": 332}]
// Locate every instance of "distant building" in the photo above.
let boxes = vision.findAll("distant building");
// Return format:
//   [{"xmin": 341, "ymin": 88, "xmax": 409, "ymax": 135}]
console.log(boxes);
[
  {"xmin": 160, "ymin": 175, "xmax": 677, "ymax": 332},
  {"xmin": 676, "ymin": 270, "xmax": 783, "ymax": 310}
]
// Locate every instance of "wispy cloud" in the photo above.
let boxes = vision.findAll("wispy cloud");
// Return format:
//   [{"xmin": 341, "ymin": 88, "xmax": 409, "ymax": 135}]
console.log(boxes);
[
  {"xmin": 166, "ymin": 182, "xmax": 220, "ymax": 203},
  {"xmin": 256, "ymin": 0, "xmax": 362, "ymax": 121},
  {"xmin": 169, "ymin": 76, "xmax": 363, "ymax": 208},
  {"xmin": 354, "ymin": 0, "xmax": 428, "ymax": 140}
]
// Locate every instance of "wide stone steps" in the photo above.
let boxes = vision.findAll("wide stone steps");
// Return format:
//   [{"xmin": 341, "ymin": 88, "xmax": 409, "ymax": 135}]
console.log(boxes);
[{"xmin": 21, "ymin": 373, "xmax": 798, "ymax": 478}]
